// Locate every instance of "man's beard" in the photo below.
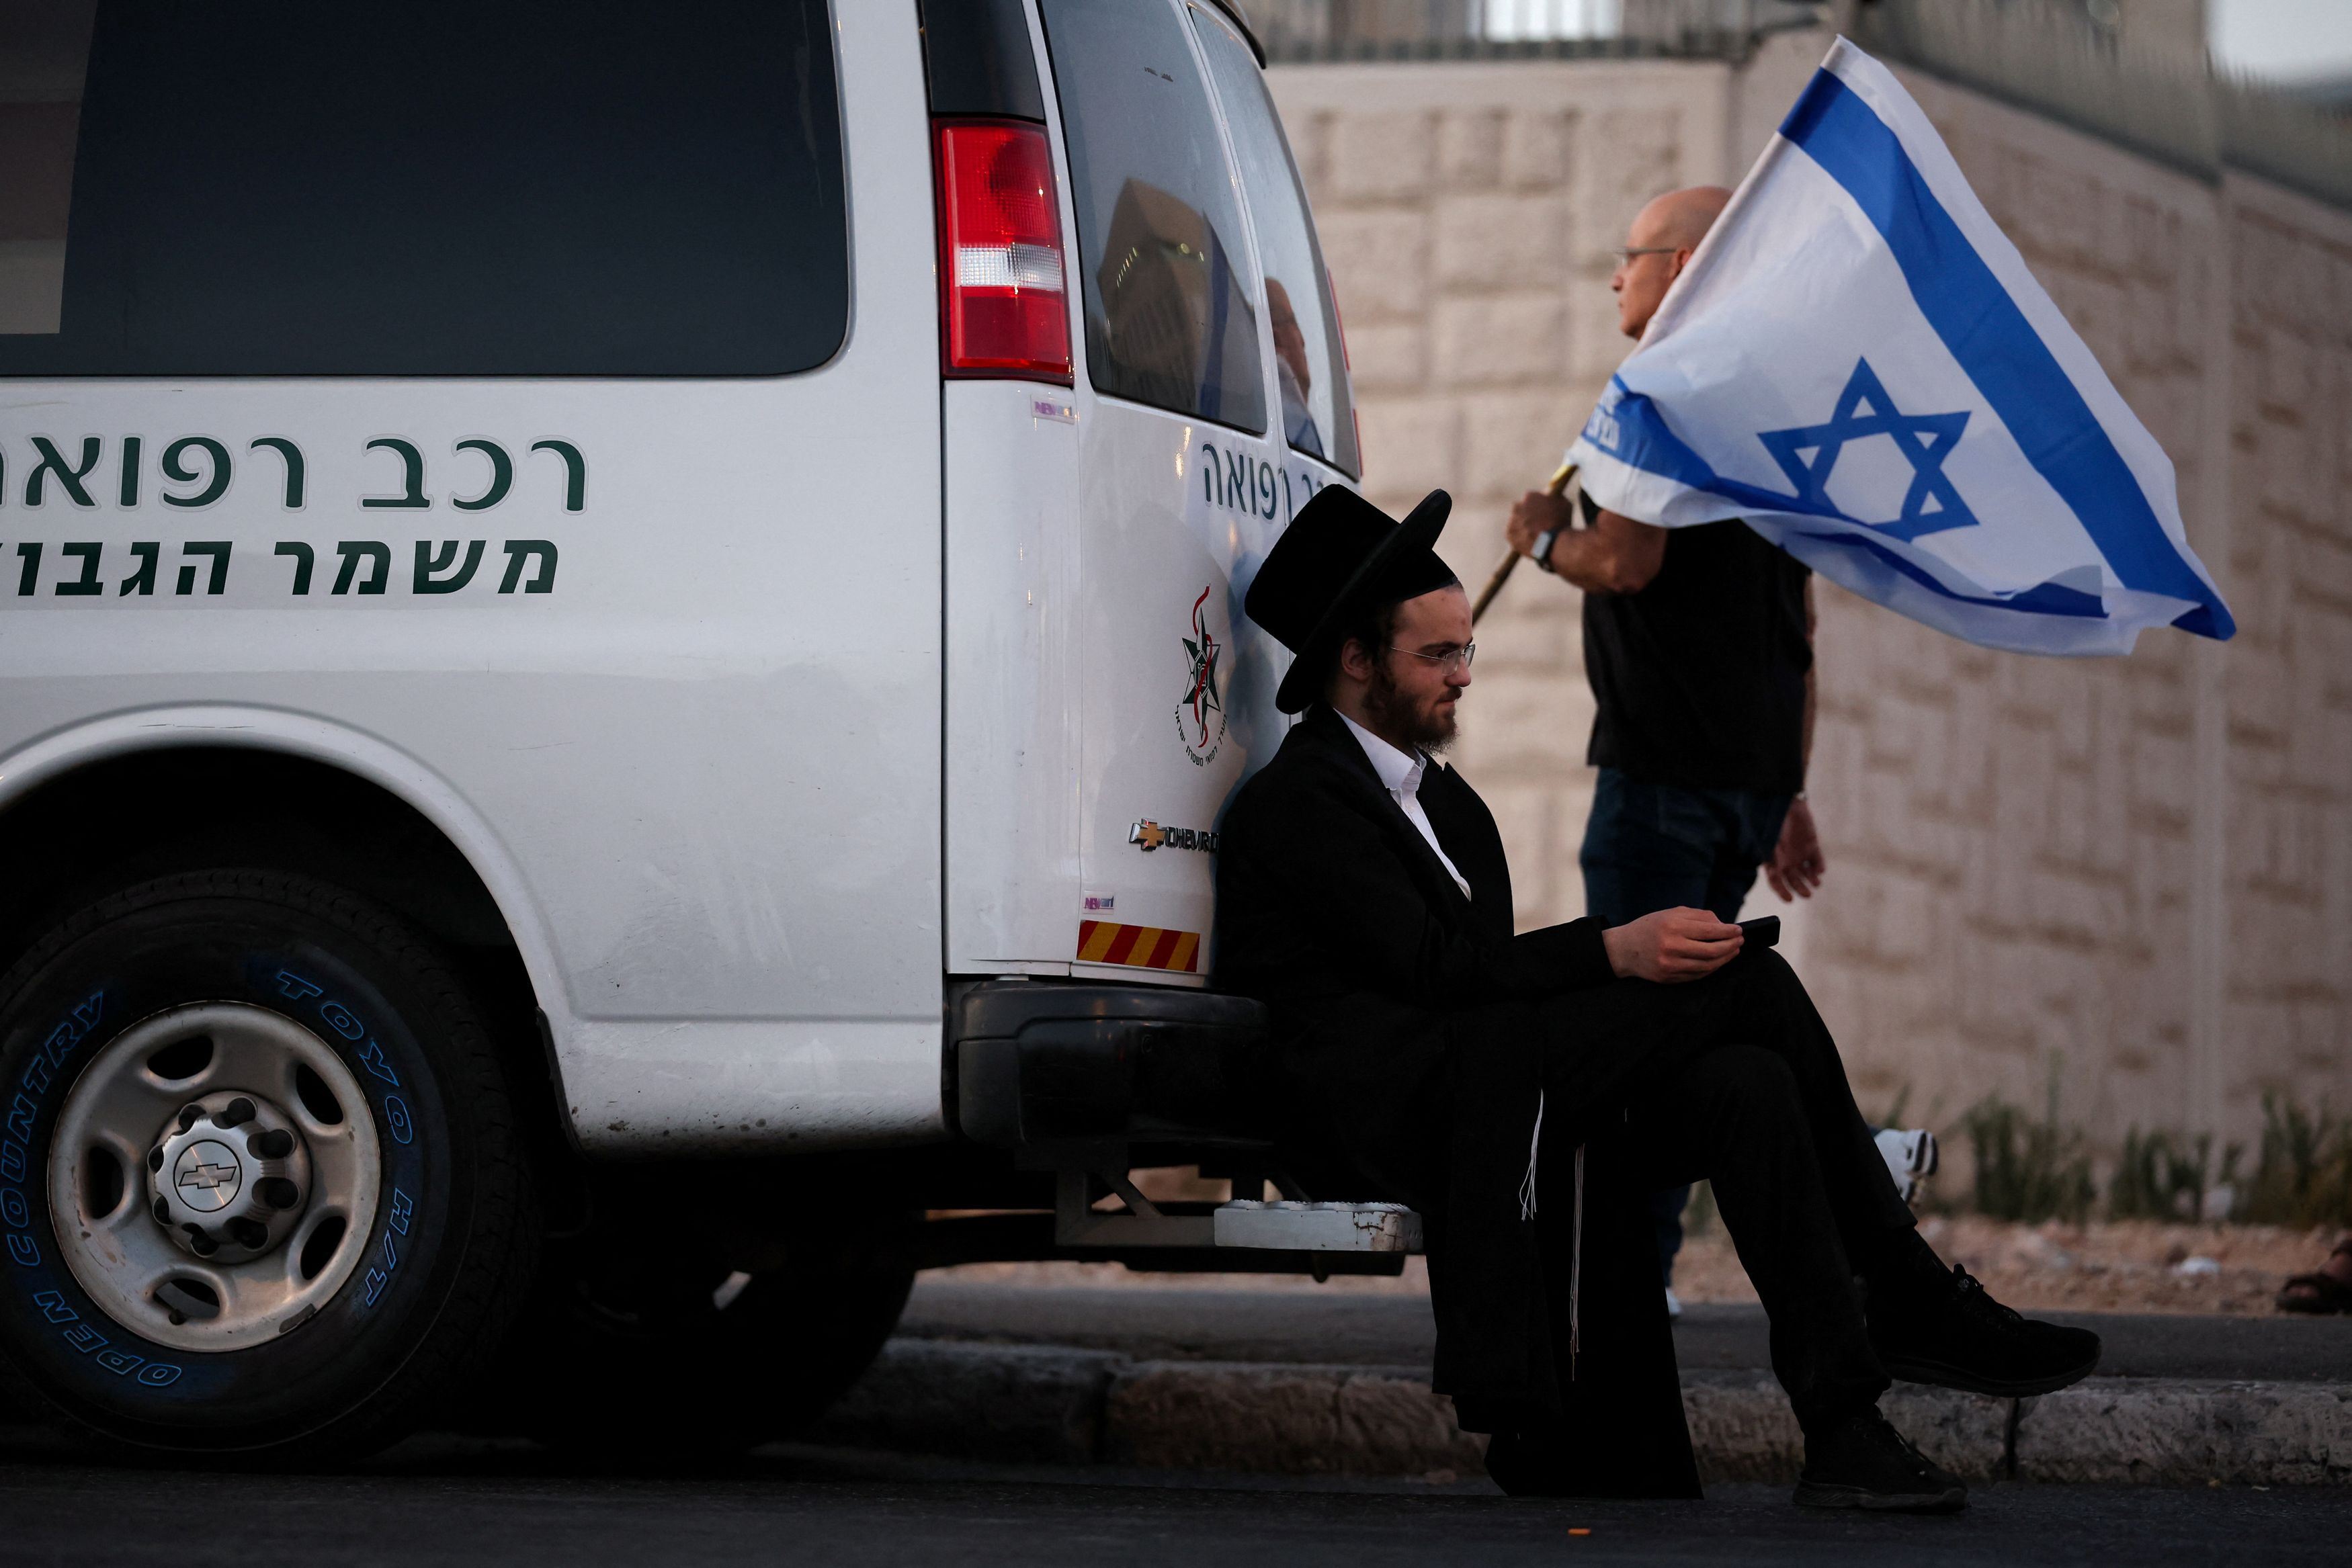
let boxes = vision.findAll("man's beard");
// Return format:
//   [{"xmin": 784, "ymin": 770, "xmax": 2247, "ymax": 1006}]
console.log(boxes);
[{"xmin": 1365, "ymin": 663, "xmax": 1458, "ymax": 753}]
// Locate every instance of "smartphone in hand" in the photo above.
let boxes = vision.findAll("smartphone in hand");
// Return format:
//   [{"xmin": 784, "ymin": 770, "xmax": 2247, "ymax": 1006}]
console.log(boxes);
[{"xmin": 1738, "ymin": 916, "xmax": 1781, "ymax": 948}]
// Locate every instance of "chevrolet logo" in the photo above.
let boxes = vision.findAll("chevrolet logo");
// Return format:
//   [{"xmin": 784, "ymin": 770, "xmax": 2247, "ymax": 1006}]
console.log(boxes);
[
  {"xmin": 179, "ymin": 1161, "xmax": 237, "ymax": 1192},
  {"xmin": 1129, "ymin": 820, "xmax": 1168, "ymax": 851}
]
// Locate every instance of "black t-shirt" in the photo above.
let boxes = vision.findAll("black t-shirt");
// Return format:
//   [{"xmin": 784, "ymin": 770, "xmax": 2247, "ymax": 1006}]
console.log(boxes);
[{"xmin": 1581, "ymin": 501, "xmax": 1812, "ymax": 794}]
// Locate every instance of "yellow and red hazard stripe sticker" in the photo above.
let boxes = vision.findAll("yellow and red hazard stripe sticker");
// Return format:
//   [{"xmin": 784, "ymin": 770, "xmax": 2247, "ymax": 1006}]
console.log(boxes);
[{"xmin": 1076, "ymin": 920, "xmax": 1200, "ymax": 973}]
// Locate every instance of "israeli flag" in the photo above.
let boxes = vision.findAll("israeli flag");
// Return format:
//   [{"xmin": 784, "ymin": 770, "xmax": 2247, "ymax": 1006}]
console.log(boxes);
[{"xmin": 1568, "ymin": 39, "xmax": 2234, "ymax": 654}]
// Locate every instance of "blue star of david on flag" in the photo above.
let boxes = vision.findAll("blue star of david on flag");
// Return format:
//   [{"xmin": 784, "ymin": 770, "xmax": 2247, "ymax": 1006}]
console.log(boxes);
[
  {"xmin": 1563, "ymin": 38, "xmax": 2233, "ymax": 657},
  {"xmin": 1757, "ymin": 359, "xmax": 1976, "ymax": 542}
]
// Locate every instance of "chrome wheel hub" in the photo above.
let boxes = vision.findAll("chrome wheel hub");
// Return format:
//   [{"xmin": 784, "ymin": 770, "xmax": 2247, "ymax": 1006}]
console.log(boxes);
[
  {"xmin": 49, "ymin": 1002, "xmax": 382, "ymax": 1352},
  {"xmin": 149, "ymin": 1090, "xmax": 314, "ymax": 1262}
]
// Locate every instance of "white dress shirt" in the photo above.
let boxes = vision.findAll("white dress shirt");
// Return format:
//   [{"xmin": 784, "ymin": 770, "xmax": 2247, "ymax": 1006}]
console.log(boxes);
[{"xmin": 1339, "ymin": 712, "xmax": 1472, "ymax": 900}]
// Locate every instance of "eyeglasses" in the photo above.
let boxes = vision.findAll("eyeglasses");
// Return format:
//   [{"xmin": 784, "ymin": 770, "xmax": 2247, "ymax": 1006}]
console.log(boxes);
[
  {"xmin": 1609, "ymin": 245, "xmax": 1680, "ymax": 267},
  {"xmin": 1387, "ymin": 642, "xmax": 1476, "ymax": 674}
]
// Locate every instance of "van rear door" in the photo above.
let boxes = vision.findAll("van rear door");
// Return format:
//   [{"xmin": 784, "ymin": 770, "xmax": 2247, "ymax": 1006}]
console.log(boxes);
[{"xmin": 1036, "ymin": 0, "xmax": 1357, "ymax": 981}]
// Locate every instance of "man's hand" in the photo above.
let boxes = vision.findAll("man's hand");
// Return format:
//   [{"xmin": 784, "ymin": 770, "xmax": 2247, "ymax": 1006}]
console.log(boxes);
[
  {"xmin": 1505, "ymin": 488, "xmax": 1574, "ymax": 566},
  {"xmin": 1602, "ymin": 907, "xmax": 1743, "ymax": 984},
  {"xmin": 1765, "ymin": 797, "xmax": 1826, "ymax": 902},
  {"xmin": 1507, "ymin": 498, "xmax": 1666, "ymax": 595}
]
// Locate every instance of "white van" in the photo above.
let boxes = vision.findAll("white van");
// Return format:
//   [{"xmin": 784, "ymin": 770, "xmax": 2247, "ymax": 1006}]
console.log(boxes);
[{"xmin": 0, "ymin": 0, "xmax": 1404, "ymax": 1458}]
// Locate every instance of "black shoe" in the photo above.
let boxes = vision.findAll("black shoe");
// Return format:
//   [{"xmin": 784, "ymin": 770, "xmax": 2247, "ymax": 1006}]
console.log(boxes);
[
  {"xmin": 1483, "ymin": 1428, "xmax": 1575, "ymax": 1497},
  {"xmin": 1482, "ymin": 1427, "xmax": 1704, "ymax": 1499},
  {"xmin": 1793, "ymin": 1409, "xmax": 1967, "ymax": 1513},
  {"xmin": 1870, "ymin": 1260, "xmax": 2101, "ymax": 1397}
]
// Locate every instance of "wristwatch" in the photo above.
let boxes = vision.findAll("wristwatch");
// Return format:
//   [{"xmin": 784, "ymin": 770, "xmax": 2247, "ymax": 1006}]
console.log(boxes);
[{"xmin": 1530, "ymin": 527, "xmax": 1562, "ymax": 573}]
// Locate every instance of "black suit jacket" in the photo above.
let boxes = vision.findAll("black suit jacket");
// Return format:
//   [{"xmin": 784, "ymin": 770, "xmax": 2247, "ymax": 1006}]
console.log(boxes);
[
  {"xmin": 1215, "ymin": 704, "xmax": 1615, "ymax": 1198},
  {"xmin": 1215, "ymin": 706, "xmax": 1705, "ymax": 1491}
]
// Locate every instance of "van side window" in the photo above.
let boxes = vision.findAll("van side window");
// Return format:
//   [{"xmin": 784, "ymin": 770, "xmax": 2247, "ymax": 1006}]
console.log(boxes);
[
  {"xmin": 1187, "ymin": 5, "xmax": 1360, "ymax": 477},
  {"xmin": 1039, "ymin": 0, "xmax": 1265, "ymax": 434},
  {"xmin": 0, "ymin": 2, "xmax": 92, "ymax": 337},
  {"xmin": 0, "ymin": 0, "xmax": 846, "ymax": 378}
]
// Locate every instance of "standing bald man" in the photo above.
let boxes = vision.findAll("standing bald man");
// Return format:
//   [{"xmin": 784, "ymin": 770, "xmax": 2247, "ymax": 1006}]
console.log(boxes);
[{"xmin": 1506, "ymin": 187, "xmax": 1828, "ymax": 1301}]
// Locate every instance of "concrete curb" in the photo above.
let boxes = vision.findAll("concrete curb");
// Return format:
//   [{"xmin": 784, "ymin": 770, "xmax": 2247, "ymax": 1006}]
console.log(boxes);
[
  {"xmin": 2017, "ymin": 1379, "xmax": 2352, "ymax": 1486},
  {"xmin": 814, "ymin": 1339, "xmax": 2352, "ymax": 1487}
]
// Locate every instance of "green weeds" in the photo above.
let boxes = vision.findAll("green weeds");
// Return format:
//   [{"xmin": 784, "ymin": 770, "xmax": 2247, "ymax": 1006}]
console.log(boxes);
[
  {"xmin": 2238, "ymin": 1095, "xmax": 2352, "ymax": 1227},
  {"xmin": 1962, "ymin": 1068, "xmax": 2097, "ymax": 1223},
  {"xmin": 2107, "ymin": 1129, "xmax": 2238, "ymax": 1222},
  {"xmin": 1951, "ymin": 1080, "xmax": 2350, "ymax": 1227}
]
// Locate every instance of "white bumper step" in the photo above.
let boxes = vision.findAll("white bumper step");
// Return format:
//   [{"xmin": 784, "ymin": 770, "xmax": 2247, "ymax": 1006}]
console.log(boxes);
[{"xmin": 1212, "ymin": 1200, "xmax": 1423, "ymax": 1254}]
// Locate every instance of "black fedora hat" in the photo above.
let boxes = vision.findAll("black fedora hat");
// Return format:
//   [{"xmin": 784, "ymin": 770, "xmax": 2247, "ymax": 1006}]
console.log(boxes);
[{"xmin": 1246, "ymin": 486, "xmax": 1456, "ymax": 714}]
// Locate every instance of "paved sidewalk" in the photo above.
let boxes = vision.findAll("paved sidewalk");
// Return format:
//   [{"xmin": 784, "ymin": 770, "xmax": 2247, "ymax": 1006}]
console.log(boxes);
[{"xmin": 808, "ymin": 1279, "xmax": 2352, "ymax": 1487}]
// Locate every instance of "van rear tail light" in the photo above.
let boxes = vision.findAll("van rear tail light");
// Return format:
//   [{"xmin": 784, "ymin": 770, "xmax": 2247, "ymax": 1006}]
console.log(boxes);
[{"xmin": 934, "ymin": 119, "xmax": 1073, "ymax": 382}]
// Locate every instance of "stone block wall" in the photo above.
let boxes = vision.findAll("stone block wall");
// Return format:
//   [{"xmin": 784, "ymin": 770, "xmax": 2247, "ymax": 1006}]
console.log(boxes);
[
  {"xmin": 1271, "ymin": 60, "xmax": 1734, "ymax": 931},
  {"xmin": 1266, "ymin": 48, "xmax": 2351, "ymax": 1156},
  {"xmin": 2217, "ymin": 177, "xmax": 2352, "ymax": 1138}
]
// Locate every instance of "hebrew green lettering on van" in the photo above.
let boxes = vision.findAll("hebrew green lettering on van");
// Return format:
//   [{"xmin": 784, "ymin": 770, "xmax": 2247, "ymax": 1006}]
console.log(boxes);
[
  {"xmin": 500, "ymin": 540, "xmax": 556, "ymax": 593},
  {"xmin": 362, "ymin": 440, "xmax": 430, "ymax": 509},
  {"xmin": 415, "ymin": 540, "xmax": 485, "ymax": 594},
  {"xmin": 249, "ymin": 439, "xmax": 306, "ymax": 509},
  {"xmin": 275, "ymin": 542, "xmax": 315, "ymax": 595},
  {"xmin": 177, "ymin": 542, "xmax": 231, "ymax": 595},
  {"xmin": 0, "ymin": 535, "xmax": 561, "ymax": 601},
  {"xmin": 451, "ymin": 441, "xmax": 512, "ymax": 511},
  {"xmin": 27, "ymin": 438, "xmax": 101, "ymax": 508},
  {"xmin": 333, "ymin": 541, "xmax": 391, "ymax": 595},
  {"xmin": 3, "ymin": 436, "xmax": 581, "ymax": 513},
  {"xmin": 529, "ymin": 441, "xmax": 585, "ymax": 512},
  {"xmin": 120, "ymin": 543, "xmax": 158, "ymax": 595},
  {"xmin": 55, "ymin": 543, "xmax": 103, "ymax": 597},
  {"xmin": 1195, "ymin": 439, "xmax": 1327, "ymax": 524},
  {"xmin": 161, "ymin": 439, "xmax": 232, "ymax": 509}
]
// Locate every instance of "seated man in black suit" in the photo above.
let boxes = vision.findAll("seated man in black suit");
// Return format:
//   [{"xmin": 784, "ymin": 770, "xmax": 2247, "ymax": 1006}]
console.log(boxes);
[{"xmin": 1214, "ymin": 486, "xmax": 2098, "ymax": 1510}]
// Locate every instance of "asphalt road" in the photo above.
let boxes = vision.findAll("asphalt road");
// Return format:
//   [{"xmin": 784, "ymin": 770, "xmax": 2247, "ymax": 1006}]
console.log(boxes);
[
  {"xmin": 898, "ymin": 1282, "xmax": 2352, "ymax": 1380},
  {"xmin": 7, "ymin": 1291, "xmax": 2346, "ymax": 1565},
  {"xmin": 1, "ymin": 1432, "xmax": 2346, "ymax": 1567}
]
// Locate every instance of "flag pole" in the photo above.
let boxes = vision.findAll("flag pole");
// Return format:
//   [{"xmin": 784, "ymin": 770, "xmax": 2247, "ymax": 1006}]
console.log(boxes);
[{"xmin": 1470, "ymin": 460, "xmax": 1577, "ymax": 624}]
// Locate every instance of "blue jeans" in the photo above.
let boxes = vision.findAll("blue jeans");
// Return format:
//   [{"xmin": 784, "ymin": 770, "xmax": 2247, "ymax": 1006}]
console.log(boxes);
[{"xmin": 1581, "ymin": 768, "xmax": 1796, "ymax": 1287}]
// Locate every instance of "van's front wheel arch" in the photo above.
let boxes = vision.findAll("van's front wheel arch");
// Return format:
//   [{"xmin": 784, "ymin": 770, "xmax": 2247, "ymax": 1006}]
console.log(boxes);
[{"xmin": 0, "ymin": 871, "xmax": 538, "ymax": 1459}]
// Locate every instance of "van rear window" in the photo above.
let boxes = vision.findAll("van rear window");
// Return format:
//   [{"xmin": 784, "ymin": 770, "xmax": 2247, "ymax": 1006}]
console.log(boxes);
[
  {"xmin": 0, "ymin": 0, "xmax": 846, "ymax": 378},
  {"xmin": 1188, "ymin": 5, "xmax": 1358, "ymax": 475},
  {"xmin": 1040, "ymin": 0, "xmax": 1265, "ymax": 434}
]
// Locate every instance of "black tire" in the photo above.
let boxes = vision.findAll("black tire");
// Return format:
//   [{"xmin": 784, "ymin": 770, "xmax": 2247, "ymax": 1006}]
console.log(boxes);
[
  {"xmin": 487, "ymin": 1224, "xmax": 913, "ymax": 1456},
  {"xmin": 0, "ymin": 870, "xmax": 538, "ymax": 1461}
]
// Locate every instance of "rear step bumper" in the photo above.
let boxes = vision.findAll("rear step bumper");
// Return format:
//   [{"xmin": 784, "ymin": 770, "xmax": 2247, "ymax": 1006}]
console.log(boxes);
[
  {"xmin": 948, "ymin": 979, "xmax": 1422, "ymax": 1266},
  {"xmin": 952, "ymin": 979, "xmax": 1263, "ymax": 1149},
  {"xmin": 1215, "ymin": 1200, "xmax": 1421, "ymax": 1253}
]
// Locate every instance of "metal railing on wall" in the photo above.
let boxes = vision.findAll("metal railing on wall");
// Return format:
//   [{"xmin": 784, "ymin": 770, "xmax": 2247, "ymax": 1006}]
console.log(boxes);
[
  {"xmin": 1250, "ymin": 0, "xmax": 2352, "ymax": 213},
  {"xmin": 1853, "ymin": 0, "xmax": 2352, "ymax": 212},
  {"xmin": 1252, "ymin": 0, "xmax": 1825, "ymax": 62}
]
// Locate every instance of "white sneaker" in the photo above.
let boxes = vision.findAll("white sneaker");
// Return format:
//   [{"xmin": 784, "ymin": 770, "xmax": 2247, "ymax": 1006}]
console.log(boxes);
[
  {"xmin": 1875, "ymin": 1127, "xmax": 1939, "ymax": 1204},
  {"xmin": 1664, "ymin": 1287, "xmax": 1683, "ymax": 1319}
]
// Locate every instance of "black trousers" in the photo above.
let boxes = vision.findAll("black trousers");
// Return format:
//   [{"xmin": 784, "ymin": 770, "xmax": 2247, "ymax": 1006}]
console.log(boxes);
[
  {"xmin": 1597, "ymin": 946, "xmax": 1915, "ymax": 1430},
  {"xmin": 1433, "ymin": 946, "xmax": 1915, "ymax": 1466}
]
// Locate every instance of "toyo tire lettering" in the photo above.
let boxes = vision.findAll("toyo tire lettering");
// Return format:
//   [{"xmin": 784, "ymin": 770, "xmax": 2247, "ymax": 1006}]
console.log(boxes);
[{"xmin": 0, "ymin": 869, "xmax": 536, "ymax": 1460}]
